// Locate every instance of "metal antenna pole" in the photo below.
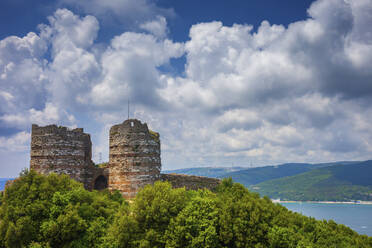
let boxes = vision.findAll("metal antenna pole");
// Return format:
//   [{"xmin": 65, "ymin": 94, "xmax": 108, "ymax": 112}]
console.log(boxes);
[{"xmin": 128, "ymin": 99, "xmax": 130, "ymax": 120}]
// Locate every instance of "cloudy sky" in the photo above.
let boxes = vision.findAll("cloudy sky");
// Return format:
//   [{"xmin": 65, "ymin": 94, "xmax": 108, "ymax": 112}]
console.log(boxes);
[{"xmin": 1, "ymin": 0, "xmax": 372, "ymax": 177}]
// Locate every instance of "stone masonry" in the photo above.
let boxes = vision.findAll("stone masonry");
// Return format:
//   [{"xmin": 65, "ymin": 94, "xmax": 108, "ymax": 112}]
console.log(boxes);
[
  {"xmin": 30, "ymin": 124, "xmax": 105, "ymax": 190},
  {"xmin": 30, "ymin": 119, "xmax": 219, "ymax": 198},
  {"xmin": 108, "ymin": 119, "xmax": 161, "ymax": 198}
]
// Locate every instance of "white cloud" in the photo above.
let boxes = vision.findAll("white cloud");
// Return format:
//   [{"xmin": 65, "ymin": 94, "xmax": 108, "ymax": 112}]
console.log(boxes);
[
  {"xmin": 0, "ymin": 103, "xmax": 75, "ymax": 129},
  {"xmin": 0, "ymin": 131, "xmax": 30, "ymax": 152},
  {"xmin": 0, "ymin": 91, "xmax": 13, "ymax": 101},
  {"xmin": 0, "ymin": 32, "xmax": 48, "ymax": 111},
  {"xmin": 215, "ymin": 109, "xmax": 262, "ymax": 132},
  {"xmin": 2, "ymin": 0, "xmax": 372, "ymax": 176},
  {"xmin": 157, "ymin": 0, "xmax": 372, "ymax": 167},
  {"xmin": 0, "ymin": 32, "xmax": 47, "ymax": 62},
  {"xmin": 140, "ymin": 16, "xmax": 168, "ymax": 38},
  {"xmin": 85, "ymin": 32, "xmax": 184, "ymax": 108},
  {"xmin": 0, "ymin": 9, "xmax": 93, "ymax": 132},
  {"xmin": 40, "ymin": 8, "xmax": 99, "ymax": 53}
]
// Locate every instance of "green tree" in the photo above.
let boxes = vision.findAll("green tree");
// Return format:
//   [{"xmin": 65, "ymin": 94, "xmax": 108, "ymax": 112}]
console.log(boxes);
[
  {"xmin": 1, "ymin": 172, "xmax": 372, "ymax": 248},
  {"xmin": 267, "ymin": 226, "xmax": 300, "ymax": 248},
  {"xmin": 217, "ymin": 178, "xmax": 274, "ymax": 247},
  {"xmin": 131, "ymin": 181, "xmax": 191, "ymax": 247},
  {"xmin": 101, "ymin": 204, "xmax": 139, "ymax": 248},
  {"xmin": 165, "ymin": 193, "xmax": 220, "ymax": 248},
  {"xmin": 0, "ymin": 170, "xmax": 122, "ymax": 248}
]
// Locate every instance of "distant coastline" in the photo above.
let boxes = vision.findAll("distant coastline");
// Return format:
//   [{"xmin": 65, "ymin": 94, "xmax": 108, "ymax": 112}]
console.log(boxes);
[{"xmin": 273, "ymin": 200, "xmax": 372, "ymax": 205}]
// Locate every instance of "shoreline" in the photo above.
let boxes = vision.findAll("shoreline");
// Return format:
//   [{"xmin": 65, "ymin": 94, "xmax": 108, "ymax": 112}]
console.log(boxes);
[{"xmin": 273, "ymin": 200, "xmax": 372, "ymax": 205}]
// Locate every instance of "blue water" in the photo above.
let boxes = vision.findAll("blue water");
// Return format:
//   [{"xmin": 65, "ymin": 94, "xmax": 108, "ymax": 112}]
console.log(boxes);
[
  {"xmin": 281, "ymin": 202, "xmax": 372, "ymax": 236},
  {"xmin": 0, "ymin": 178, "xmax": 13, "ymax": 191}
]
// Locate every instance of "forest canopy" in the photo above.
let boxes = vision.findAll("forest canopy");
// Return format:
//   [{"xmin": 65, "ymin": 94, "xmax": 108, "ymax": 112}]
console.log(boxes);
[{"xmin": 0, "ymin": 170, "xmax": 371, "ymax": 248}]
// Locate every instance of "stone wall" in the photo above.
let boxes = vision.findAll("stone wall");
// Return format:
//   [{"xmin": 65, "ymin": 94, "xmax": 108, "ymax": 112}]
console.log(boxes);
[
  {"xmin": 29, "ymin": 120, "xmax": 221, "ymax": 198},
  {"xmin": 30, "ymin": 124, "xmax": 100, "ymax": 189},
  {"xmin": 108, "ymin": 119, "xmax": 161, "ymax": 198},
  {"xmin": 160, "ymin": 173, "xmax": 220, "ymax": 191}
]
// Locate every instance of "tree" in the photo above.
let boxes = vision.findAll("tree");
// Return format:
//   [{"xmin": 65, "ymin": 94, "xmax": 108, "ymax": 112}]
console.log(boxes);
[
  {"xmin": 131, "ymin": 181, "xmax": 191, "ymax": 247},
  {"xmin": 0, "ymin": 170, "xmax": 122, "ymax": 248},
  {"xmin": 165, "ymin": 193, "xmax": 220, "ymax": 248}
]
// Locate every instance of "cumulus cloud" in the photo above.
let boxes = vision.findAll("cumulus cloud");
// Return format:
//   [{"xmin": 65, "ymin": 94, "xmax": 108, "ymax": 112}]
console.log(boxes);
[
  {"xmin": 39, "ymin": 9, "xmax": 101, "ymax": 111},
  {"xmin": 2, "ymin": 0, "xmax": 372, "ymax": 176},
  {"xmin": 215, "ymin": 109, "xmax": 262, "ymax": 132},
  {"xmin": 0, "ymin": 32, "xmax": 48, "ymax": 113},
  {"xmin": 85, "ymin": 31, "xmax": 184, "ymax": 109},
  {"xmin": 0, "ymin": 131, "xmax": 30, "ymax": 152},
  {"xmin": 158, "ymin": 0, "xmax": 372, "ymax": 166},
  {"xmin": 0, "ymin": 103, "xmax": 75, "ymax": 129},
  {"xmin": 0, "ymin": 9, "xmax": 95, "ymax": 132},
  {"xmin": 140, "ymin": 16, "xmax": 168, "ymax": 39}
]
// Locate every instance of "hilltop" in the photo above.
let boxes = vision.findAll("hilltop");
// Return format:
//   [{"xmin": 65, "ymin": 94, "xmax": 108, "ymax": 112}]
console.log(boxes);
[
  {"xmin": 165, "ymin": 160, "xmax": 372, "ymax": 201},
  {"xmin": 0, "ymin": 170, "xmax": 371, "ymax": 247},
  {"xmin": 251, "ymin": 160, "xmax": 372, "ymax": 201},
  {"xmin": 165, "ymin": 161, "xmax": 360, "ymax": 186}
]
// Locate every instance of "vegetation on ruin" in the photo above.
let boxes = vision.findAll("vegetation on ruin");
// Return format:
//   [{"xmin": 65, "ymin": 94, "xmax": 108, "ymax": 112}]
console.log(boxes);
[
  {"xmin": 149, "ymin": 129, "xmax": 160, "ymax": 143},
  {"xmin": 95, "ymin": 162, "xmax": 109, "ymax": 168},
  {"xmin": 0, "ymin": 171, "xmax": 371, "ymax": 248}
]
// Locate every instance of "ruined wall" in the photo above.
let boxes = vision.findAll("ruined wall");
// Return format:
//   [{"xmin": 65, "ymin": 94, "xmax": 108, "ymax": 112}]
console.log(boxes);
[
  {"xmin": 161, "ymin": 173, "xmax": 220, "ymax": 191},
  {"xmin": 30, "ymin": 124, "xmax": 100, "ymax": 189},
  {"xmin": 108, "ymin": 119, "xmax": 161, "ymax": 198},
  {"xmin": 30, "ymin": 121, "xmax": 220, "ymax": 198}
]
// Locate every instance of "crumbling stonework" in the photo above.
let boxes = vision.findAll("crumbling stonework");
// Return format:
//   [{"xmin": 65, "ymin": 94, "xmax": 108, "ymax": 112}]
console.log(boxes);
[
  {"xmin": 30, "ymin": 119, "xmax": 219, "ymax": 198},
  {"xmin": 161, "ymin": 174, "xmax": 220, "ymax": 191},
  {"xmin": 108, "ymin": 119, "xmax": 161, "ymax": 198},
  {"xmin": 30, "ymin": 124, "xmax": 102, "ymax": 189}
]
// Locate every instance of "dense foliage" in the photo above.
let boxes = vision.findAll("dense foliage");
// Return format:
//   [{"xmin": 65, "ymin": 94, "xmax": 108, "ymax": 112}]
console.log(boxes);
[
  {"xmin": 253, "ymin": 161, "xmax": 372, "ymax": 201},
  {"xmin": 0, "ymin": 170, "xmax": 124, "ymax": 247},
  {"xmin": 0, "ymin": 171, "xmax": 371, "ymax": 247}
]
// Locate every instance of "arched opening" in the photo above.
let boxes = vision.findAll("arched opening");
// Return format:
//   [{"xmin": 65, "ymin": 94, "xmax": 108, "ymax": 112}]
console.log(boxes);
[{"xmin": 94, "ymin": 175, "xmax": 108, "ymax": 190}]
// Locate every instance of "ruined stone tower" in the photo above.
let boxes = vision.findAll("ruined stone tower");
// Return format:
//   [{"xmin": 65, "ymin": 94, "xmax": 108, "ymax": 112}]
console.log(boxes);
[
  {"xmin": 30, "ymin": 124, "xmax": 104, "ymax": 189},
  {"xmin": 30, "ymin": 119, "xmax": 219, "ymax": 199},
  {"xmin": 108, "ymin": 119, "xmax": 161, "ymax": 198}
]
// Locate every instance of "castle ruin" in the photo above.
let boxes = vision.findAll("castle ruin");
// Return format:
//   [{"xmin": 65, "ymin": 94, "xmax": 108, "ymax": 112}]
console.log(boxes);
[
  {"xmin": 30, "ymin": 119, "xmax": 220, "ymax": 198},
  {"xmin": 30, "ymin": 124, "xmax": 105, "ymax": 190},
  {"xmin": 108, "ymin": 119, "xmax": 161, "ymax": 198}
]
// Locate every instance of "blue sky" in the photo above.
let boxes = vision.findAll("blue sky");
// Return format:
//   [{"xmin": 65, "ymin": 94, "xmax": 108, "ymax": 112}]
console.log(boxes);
[
  {"xmin": 1, "ymin": 0, "xmax": 372, "ymax": 177},
  {"xmin": 0, "ymin": 0, "xmax": 315, "ymax": 41}
]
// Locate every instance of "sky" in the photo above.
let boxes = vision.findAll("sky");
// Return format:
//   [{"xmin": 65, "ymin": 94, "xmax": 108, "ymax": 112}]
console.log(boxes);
[{"xmin": 1, "ymin": 0, "xmax": 372, "ymax": 177}]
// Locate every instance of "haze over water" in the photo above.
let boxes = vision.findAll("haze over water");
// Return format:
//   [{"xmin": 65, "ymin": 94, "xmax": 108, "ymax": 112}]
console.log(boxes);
[{"xmin": 281, "ymin": 202, "xmax": 372, "ymax": 236}]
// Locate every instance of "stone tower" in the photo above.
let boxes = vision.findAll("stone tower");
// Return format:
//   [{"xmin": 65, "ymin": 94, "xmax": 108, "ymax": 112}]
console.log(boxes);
[
  {"xmin": 30, "ymin": 124, "xmax": 97, "ymax": 188},
  {"xmin": 29, "ymin": 120, "xmax": 220, "ymax": 198},
  {"xmin": 108, "ymin": 119, "xmax": 161, "ymax": 198}
]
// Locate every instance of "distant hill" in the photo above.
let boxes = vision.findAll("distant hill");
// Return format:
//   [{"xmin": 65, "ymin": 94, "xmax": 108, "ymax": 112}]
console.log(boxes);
[
  {"xmin": 0, "ymin": 178, "xmax": 14, "ymax": 191},
  {"xmin": 221, "ymin": 163, "xmax": 317, "ymax": 186},
  {"xmin": 164, "ymin": 161, "xmax": 360, "ymax": 187},
  {"xmin": 251, "ymin": 160, "xmax": 372, "ymax": 201},
  {"xmin": 162, "ymin": 167, "xmax": 246, "ymax": 178}
]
